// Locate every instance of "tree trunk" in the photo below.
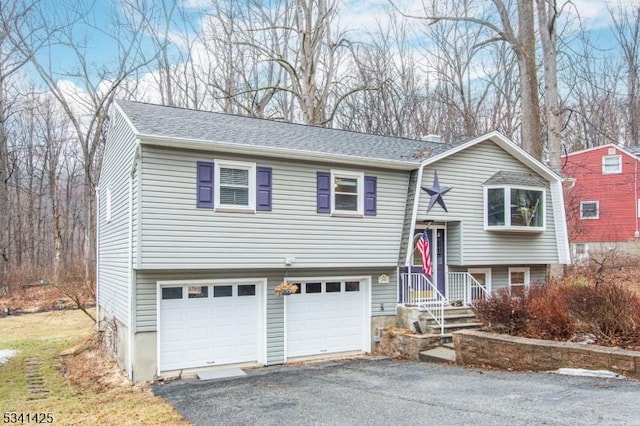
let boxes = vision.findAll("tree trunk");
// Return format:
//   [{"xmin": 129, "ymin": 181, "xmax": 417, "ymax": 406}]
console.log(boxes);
[
  {"xmin": 0, "ymin": 85, "xmax": 9, "ymax": 280},
  {"xmin": 516, "ymin": 0, "xmax": 542, "ymax": 160},
  {"xmin": 536, "ymin": 0, "xmax": 562, "ymax": 173}
]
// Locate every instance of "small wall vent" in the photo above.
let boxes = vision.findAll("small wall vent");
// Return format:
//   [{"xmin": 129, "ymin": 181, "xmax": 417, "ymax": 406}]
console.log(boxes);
[{"xmin": 608, "ymin": 147, "xmax": 616, "ymax": 155}]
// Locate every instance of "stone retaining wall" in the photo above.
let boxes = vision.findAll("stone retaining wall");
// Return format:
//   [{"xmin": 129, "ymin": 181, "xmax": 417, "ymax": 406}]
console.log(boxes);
[
  {"xmin": 376, "ymin": 328, "xmax": 440, "ymax": 360},
  {"xmin": 454, "ymin": 330, "xmax": 640, "ymax": 380}
]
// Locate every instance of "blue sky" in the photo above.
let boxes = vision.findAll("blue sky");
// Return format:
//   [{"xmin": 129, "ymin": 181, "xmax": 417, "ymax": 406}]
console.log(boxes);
[{"xmin": 28, "ymin": 0, "xmax": 633, "ymax": 92}]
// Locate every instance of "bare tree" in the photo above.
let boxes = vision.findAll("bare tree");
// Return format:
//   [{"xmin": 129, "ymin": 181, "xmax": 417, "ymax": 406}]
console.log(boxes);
[
  {"xmin": 335, "ymin": 14, "xmax": 431, "ymax": 138},
  {"xmin": 0, "ymin": 0, "xmax": 43, "ymax": 283},
  {"xmin": 610, "ymin": 4, "xmax": 640, "ymax": 147},
  {"xmin": 562, "ymin": 28, "xmax": 622, "ymax": 150},
  {"xmin": 390, "ymin": 0, "xmax": 543, "ymax": 159},
  {"xmin": 7, "ymin": 0, "xmax": 155, "ymax": 280}
]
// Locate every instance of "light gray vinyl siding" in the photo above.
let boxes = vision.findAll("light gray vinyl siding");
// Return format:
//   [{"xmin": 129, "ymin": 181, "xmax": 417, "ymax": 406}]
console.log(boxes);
[
  {"xmin": 97, "ymin": 109, "xmax": 138, "ymax": 325},
  {"xmin": 418, "ymin": 140, "xmax": 560, "ymax": 265},
  {"xmin": 139, "ymin": 146, "xmax": 409, "ymax": 270},
  {"xmin": 446, "ymin": 222, "xmax": 462, "ymax": 264},
  {"xmin": 448, "ymin": 264, "xmax": 547, "ymax": 289},
  {"xmin": 398, "ymin": 170, "xmax": 417, "ymax": 265},
  {"xmin": 135, "ymin": 268, "xmax": 396, "ymax": 364}
]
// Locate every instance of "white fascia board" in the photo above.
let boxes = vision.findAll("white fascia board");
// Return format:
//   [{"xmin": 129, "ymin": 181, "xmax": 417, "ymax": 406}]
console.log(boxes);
[
  {"xmin": 137, "ymin": 134, "xmax": 420, "ymax": 171},
  {"xmin": 420, "ymin": 131, "xmax": 562, "ymax": 183}
]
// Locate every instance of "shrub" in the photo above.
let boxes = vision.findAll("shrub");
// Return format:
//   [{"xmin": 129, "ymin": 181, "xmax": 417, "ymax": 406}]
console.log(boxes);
[
  {"xmin": 472, "ymin": 288, "xmax": 528, "ymax": 334},
  {"xmin": 562, "ymin": 281, "xmax": 640, "ymax": 343},
  {"xmin": 473, "ymin": 272, "xmax": 640, "ymax": 350},
  {"xmin": 522, "ymin": 283, "xmax": 574, "ymax": 340}
]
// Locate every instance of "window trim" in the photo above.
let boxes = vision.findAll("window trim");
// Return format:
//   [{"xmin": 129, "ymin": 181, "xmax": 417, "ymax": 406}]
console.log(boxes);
[
  {"xmin": 602, "ymin": 155, "xmax": 622, "ymax": 174},
  {"xmin": 573, "ymin": 243, "xmax": 589, "ymax": 263},
  {"xmin": 214, "ymin": 160, "xmax": 256, "ymax": 212},
  {"xmin": 484, "ymin": 185, "xmax": 546, "ymax": 232},
  {"xmin": 580, "ymin": 201, "xmax": 599, "ymax": 219},
  {"xmin": 467, "ymin": 268, "xmax": 492, "ymax": 294},
  {"xmin": 508, "ymin": 267, "xmax": 530, "ymax": 297},
  {"xmin": 330, "ymin": 169, "xmax": 364, "ymax": 216}
]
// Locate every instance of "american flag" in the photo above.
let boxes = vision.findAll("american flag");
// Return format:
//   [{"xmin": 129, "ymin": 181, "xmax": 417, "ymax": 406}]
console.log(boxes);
[{"xmin": 415, "ymin": 230, "xmax": 432, "ymax": 277}]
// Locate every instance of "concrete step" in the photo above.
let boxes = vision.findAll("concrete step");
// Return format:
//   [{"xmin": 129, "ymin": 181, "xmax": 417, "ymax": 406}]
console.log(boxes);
[
  {"xmin": 441, "ymin": 341, "xmax": 455, "ymax": 350},
  {"xmin": 424, "ymin": 322, "xmax": 483, "ymax": 335},
  {"xmin": 439, "ymin": 334, "xmax": 453, "ymax": 344},
  {"xmin": 419, "ymin": 307, "xmax": 475, "ymax": 317},
  {"xmin": 419, "ymin": 346, "xmax": 456, "ymax": 363},
  {"xmin": 420, "ymin": 312, "xmax": 478, "ymax": 325},
  {"xmin": 442, "ymin": 306, "xmax": 475, "ymax": 316}
]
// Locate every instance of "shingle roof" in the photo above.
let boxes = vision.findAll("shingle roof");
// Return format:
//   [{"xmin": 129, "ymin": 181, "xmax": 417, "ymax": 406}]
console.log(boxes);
[
  {"xmin": 483, "ymin": 170, "xmax": 547, "ymax": 187},
  {"xmin": 625, "ymin": 146, "xmax": 640, "ymax": 156},
  {"xmin": 116, "ymin": 100, "xmax": 462, "ymax": 164}
]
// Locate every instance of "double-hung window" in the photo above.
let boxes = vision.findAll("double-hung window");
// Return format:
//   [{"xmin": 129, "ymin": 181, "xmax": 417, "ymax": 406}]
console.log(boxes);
[
  {"xmin": 602, "ymin": 155, "xmax": 622, "ymax": 174},
  {"xmin": 316, "ymin": 170, "xmax": 377, "ymax": 216},
  {"xmin": 485, "ymin": 186, "xmax": 545, "ymax": 231},
  {"xmin": 197, "ymin": 160, "xmax": 271, "ymax": 212},
  {"xmin": 331, "ymin": 170, "xmax": 364, "ymax": 215},
  {"xmin": 580, "ymin": 201, "xmax": 599, "ymax": 219},
  {"xmin": 215, "ymin": 160, "xmax": 256, "ymax": 210},
  {"xmin": 509, "ymin": 267, "xmax": 530, "ymax": 298}
]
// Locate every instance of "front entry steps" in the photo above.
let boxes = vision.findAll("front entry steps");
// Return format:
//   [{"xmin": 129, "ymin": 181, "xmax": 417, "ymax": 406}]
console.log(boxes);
[
  {"xmin": 387, "ymin": 306, "xmax": 483, "ymax": 364},
  {"xmin": 418, "ymin": 306, "xmax": 483, "ymax": 335},
  {"xmin": 419, "ymin": 345, "xmax": 456, "ymax": 363},
  {"xmin": 395, "ymin": 305, "xmax": 484, "ymax": 364}
]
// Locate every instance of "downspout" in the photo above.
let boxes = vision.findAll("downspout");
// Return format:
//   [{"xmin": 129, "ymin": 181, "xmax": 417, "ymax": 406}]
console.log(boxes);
[
  {"xmin": 404, "ymin": 162, "xmax": 427, "ymax": 266},
  {"xmin": 95, "ymin": 187, "xmax": 100, "ymax": 331},
  {"xmin": 127, "ymin": 143, "xmax": 141, "ymax": 380}
]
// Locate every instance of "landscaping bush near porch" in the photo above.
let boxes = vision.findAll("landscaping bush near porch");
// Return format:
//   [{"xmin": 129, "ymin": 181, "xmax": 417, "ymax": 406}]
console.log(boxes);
[{"xmin": 472, "ymin": 277, "xmax": 640, "ymax": 351}]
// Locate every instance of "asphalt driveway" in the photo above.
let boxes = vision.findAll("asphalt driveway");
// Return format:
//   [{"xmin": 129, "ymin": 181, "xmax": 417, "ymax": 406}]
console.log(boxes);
[{"xmin": 153, "ymin": 358, "xmax": 640, "ymax": 426}]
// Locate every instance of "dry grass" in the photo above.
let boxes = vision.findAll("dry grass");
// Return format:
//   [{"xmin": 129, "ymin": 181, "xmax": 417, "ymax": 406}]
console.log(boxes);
[
  {"xmin": 0, "ymin": 284, "xmax": 93, "ymax": 314},
  {"xmin": 0, "ymin": 309, "xmax": 189, "ymax": 425}
]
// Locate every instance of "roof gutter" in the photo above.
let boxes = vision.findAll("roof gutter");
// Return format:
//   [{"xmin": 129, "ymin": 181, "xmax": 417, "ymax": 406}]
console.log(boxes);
[{"xmin": 136, "ymin": 134, "xmax": 420, "ymax": 171}]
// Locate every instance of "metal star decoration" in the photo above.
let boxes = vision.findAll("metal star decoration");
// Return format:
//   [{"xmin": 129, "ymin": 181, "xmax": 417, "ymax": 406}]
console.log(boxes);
[{"xmin": 422, "ymin": 171, "xmax": 452, "ymax": 213}]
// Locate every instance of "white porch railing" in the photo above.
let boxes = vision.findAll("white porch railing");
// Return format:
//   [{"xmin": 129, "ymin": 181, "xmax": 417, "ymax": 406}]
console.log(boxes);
[
  {"xmin": 446, "ymin": 272, "xmax": 491, "ymax": 306},
  {"xmin": 398, "ymin": 270, "xmax": 446, "ymax": 335}
]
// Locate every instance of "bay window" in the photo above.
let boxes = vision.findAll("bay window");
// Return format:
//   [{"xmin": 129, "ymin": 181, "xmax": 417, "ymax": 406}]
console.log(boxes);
[{"xmin": 485, "ymin": 186, "xmax": 545, "ymax": 231}]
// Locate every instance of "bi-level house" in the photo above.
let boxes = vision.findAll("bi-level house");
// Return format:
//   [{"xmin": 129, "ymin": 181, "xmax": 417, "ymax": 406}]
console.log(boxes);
[
  {"xmin": 97, "ymin": 100, "xmax": 570, "ymax": 382},
  {"xmin": 563, "ymin": 144, "xmax": 640, "ymax": 261}
]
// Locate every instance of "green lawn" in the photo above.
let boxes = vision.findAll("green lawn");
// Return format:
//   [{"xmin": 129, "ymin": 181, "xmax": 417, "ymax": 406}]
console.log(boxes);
[{"xmin": 0, "ymin": 309, "xmax": 189, "ymax": 425}]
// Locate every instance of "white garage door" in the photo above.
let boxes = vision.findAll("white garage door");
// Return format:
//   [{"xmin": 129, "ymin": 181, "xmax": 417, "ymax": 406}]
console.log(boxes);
[
  {"xmin": 159, "ymin": 282, "xmax": 261, "ymax": 372},
  {"xmin": 286, "ymin": 279, "xmax": 367, "ymax": 359}
]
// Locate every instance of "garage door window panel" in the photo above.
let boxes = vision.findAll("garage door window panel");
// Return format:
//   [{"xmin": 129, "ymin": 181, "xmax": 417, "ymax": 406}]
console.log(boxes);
[
  {"xmin": 214, "ymin": 285, "xmax": 233, "ymax": 297},
  {"xmin": 238, "ymin": 284, "xmax": 256, "ymax": 296},
  {"xmin": 305, "ymin": 282, "xmax": 322, "ymax": 293},
  {"xmin": 345, "ymin": 281, "xmax": 360, "ymax": 292},
  {"xmin": 162, "ymin": 287, "xmax": 183, "ymax": 300},
  {"xmin": 326, "ymin": 282, "xmax": 341, "ymax": 292},
  {"xmin": 188, "ymin": 286, "xmax": 208, "ymax": 298}
]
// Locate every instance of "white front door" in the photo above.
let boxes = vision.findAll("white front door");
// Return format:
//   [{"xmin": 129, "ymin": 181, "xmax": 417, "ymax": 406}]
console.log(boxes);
[
  {"xmin": 159, "ymin": 281, "xmax": 262, "ymax": 372},
  {"xmin": 285, "ymin": 278, "xmax": 368, "ymax": 359}
]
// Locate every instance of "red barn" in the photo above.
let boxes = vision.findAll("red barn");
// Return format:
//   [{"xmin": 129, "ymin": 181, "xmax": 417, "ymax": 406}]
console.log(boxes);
[{"xmin": 562, "ymin": 144, "xmax": 640, "ymax": 261}]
